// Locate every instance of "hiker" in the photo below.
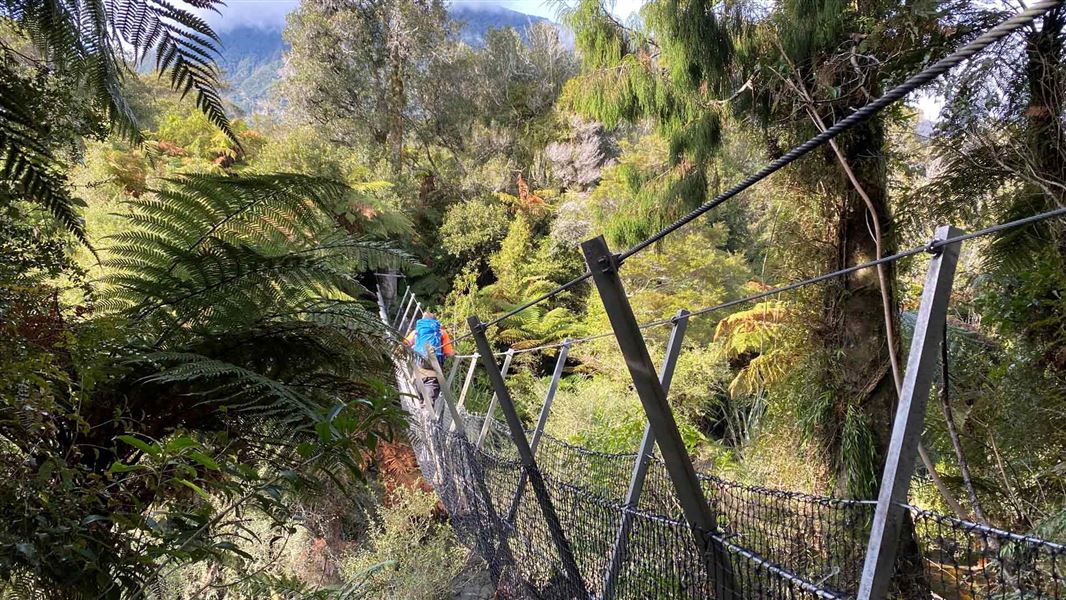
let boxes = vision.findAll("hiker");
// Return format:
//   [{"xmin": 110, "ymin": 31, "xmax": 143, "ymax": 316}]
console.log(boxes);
[{"xmin": 404, "ymin": 311, "xmax": 454, "ymax": 404}]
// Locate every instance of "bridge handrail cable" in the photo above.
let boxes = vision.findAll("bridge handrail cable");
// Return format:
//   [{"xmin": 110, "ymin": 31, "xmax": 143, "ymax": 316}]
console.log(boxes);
[
  {"xmin": 448, "ymin": 204, "xmax": 1066, "ymax": 359},
  {"xmin": 438, "ymin": 0, "xmax": 1058, "ymax": 351}
]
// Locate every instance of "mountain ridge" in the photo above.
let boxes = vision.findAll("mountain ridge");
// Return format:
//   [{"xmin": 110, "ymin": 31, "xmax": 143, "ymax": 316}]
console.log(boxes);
[{"xmin": 214, "ymin": 5, "xmax": 556, "ymax": 115}]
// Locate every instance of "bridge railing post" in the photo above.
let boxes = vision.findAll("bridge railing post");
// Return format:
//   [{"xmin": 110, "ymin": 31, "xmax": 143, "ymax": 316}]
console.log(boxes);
[
  {"xmin": 580, "ymin": 235, "xmax": 737, "ymax": 600},
  {"xmin": 441, "ymin": 355, "xmax": 479, "ymax": 423},
  {"xmin": 457, "ymin": 355, "xmax": 479, "ymax": 408},
  {"xmin": 425, "ymin": 347, "xmax": 517, "ymax": 588},
  {"xmin": 397, "ymin": 297, "xmax": 413, "ymax": 333},
  {"xmin": 445, "ymin": 356, "xmax": 463, "ymax": 394},
  {"xmin": 389, "ymin": 283, "xmax": 408, "ymax": 324},
  {"xmin": 504, "ymin": 341, "xmax": 570, "ymax": 521},
  {"xmin": 427, "ymin": 345, "xmax": 466, "ymax": 433},
  {"xmin": 602, "ymin": 309, "xmax": 689, "ymax": 600},
  {"xmin": 475, "ymin": 348, "xmax": 515, "ymax": 449},
  {"xmin": 435, "ymin": 354, "xmax": 463, "ymax": 421},
  {"xmin": 859, "ymin": 225, "xmax": 964, "ymax": 600},
  {"xmin": 394, "ymin": 290, "xmax": 414, "ymax": 329},
  {"xmin": 373, "ymin": 281, "xmax": 519, "ymax": 591},
  {"xmin": 437, "ymin": 355, "xmax": 462, "ymax": 422},
  {"xmin": 405, "ymin": 301, "xmax": 424, "ymax": 334},
  {"xmin": 529, "ymin": 341, "xmax": 568, "ymax": 455},
  {"xmin": 469, "ymin": 316, "xmax": 591, "ymax": 600}
]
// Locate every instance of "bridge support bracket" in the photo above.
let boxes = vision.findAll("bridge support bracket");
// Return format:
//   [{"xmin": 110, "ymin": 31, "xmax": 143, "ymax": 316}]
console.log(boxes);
[
  {"xmin": 468, "ymin": 316, "xmax": 591, "ymax": 600},
  {"xmin": 581, "ymin": 235, "xmax": 738, "ymax": 600},
  {"xmin": 858, "ymin": 225, "xmax": 964, "ymax": 600}
]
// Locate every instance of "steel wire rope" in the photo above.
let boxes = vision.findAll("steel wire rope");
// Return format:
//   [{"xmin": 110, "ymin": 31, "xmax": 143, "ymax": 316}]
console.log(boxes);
[
  {"xmin": 444, "ymin": 0, "xmax": 1060, "ymax": 348},
  {"xmin": 616, "ymin": 0, "xmax": 1061, "ymax": 261},
  {"xmin": 453, "ymin": 205, "xmax": 1066, "ymax": 358}
]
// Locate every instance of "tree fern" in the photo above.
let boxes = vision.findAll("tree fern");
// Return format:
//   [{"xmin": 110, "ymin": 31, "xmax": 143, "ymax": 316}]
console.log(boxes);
[
  {"xmin": 713, "ymin": 301, "xmax": 792, "ymax": 398},
  {"xmin": 0, "ymin": 173, "xmax": 409, "ymax": 596},
  {"xmin": 99, "ymin": 173, "xmax": 410, "ymax": 431},
  {"xmin": 0, "ymin": 0, "xmax": 234, "ymax": 239},
  {"xmin": 0, "ymin": 75, "xmax": 87, "ymax": 241}
]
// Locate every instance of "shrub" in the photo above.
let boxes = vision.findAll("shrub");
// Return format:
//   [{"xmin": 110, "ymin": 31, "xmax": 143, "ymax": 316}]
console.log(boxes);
[{"xmin": 341, "ymin": 488, "xmax": 464, "ymax": 599}]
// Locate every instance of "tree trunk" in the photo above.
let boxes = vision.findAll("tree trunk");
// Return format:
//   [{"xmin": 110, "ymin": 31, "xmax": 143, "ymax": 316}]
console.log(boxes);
[
  {"xmin": 1023, "ymin": 7, "xmax": 1066, "ymax": 366},
  {"xmin": 386, "ymin": 6, "xmax": 406, "ymax": 175},
  {"xmin": 830, "ymin": 117, "xmax": 899, "ymax": 498},
  {"xmin": 832, "ymin": 112, "xmax": 932, "ymax": 599},
  {"xmin": 1025, "ymin": 6, "xmax": 1066, "ymax": 207}
]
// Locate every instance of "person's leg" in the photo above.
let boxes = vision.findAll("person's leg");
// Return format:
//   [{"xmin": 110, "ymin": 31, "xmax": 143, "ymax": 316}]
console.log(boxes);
[{"xmin": 422, "ymin": 377, "xmax": 441, "ymax": 405}]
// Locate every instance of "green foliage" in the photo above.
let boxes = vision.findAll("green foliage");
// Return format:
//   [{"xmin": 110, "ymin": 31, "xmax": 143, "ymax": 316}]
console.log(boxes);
[
  {"xmin": 0, "ymin": 47, "xmax": 93, "ymax": 242},
  {"xmin": 712, "ymin": 301, "xmax": 791, "ymax": 398},
  {"xmin": 541, "ymin": 374, "xmax": 648, "ymax": 453},
  {"xmin": 438, "ymin": 195, "xmax": 510, "ymax": 259},
  {"xmin": 155, "ymin": 110, "xmax": 242, "ymax": 163},
  {"xmin": 282, "ymin": 0, "xmax": 456, "ymax": 172},
  {"xmin": 612, "ymin": 224, "xmax": 752, "ymax": 343},
  {"xmin": 558, "ymin": 0, "xmax": 737, "ymax": 227},
  {"xmin": 442, "ymin": 212, "xmax": 587, "ymax": 352},
  {"xmin": 247, "ymin": 125, "xmax": 412, "ymax": 239},
  {"xmin": 0, "ymin": 0, "xmax": 235, "ymax": 240},
  {"xmin": 4, "ymin": 0, "xmax": 1066, "ymax": 595},
  {"xmin": 341, "ymin": 488, "xmax": 464, "ymax": 599},
  {"xmin": 0, "ymin": 173, "xmax": 408, "ymax": 596},
  {"xmin": 466, "ymin": 24, "xmax": 577, "ymax": 154}
]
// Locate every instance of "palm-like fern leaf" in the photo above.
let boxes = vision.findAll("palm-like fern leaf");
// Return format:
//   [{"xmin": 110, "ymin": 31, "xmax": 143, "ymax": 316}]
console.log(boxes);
[
  {"xmin": 0, "ymin": 0, "xmax": 234, "ymax": 239},
  {"xmin": 0, "ymin": 75, "xmax": 87, "ymax": 241},
  {"xmin": 4, "ymin": 0, "xmax": 231, "ymax": 142},
  {"xmin": 713, "ymin": 301, "xmax": 792, "ymax": 398},
  {"xmin": 100, "ymin": 173, "xmax": 410, "ymax": 428}
]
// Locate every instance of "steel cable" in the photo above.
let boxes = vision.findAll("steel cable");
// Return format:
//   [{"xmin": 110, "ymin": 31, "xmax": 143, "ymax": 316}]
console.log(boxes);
[
  {"xmin": 441, "ymin": 0, "xmax": 1061, "ymax": 341},
  {"xmin": 617, "ymin": 0, "xmax": 1062, "ymax": 261},
  {"xmin": 457, "ymin": 205, "xmax": 1066, "ymax": 358}
]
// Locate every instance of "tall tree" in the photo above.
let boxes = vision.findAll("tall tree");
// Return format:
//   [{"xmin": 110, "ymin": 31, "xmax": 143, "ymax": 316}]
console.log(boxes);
[
  {"xmin": 562, "ymin": 0, "xmax": 963, "ymax": 498},
  {"xmin": 283, "ymin": 0, "xmax": 455, "ymax": 175},
  {"xmin": 926, "ymin": 5, "xmax": 1066, "ymax": 357}
]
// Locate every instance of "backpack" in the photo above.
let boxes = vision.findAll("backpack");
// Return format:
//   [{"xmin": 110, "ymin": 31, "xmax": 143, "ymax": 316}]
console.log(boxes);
[{"xmin": 412, "ymin": 318, "xmax": 444, "ymax": 370}]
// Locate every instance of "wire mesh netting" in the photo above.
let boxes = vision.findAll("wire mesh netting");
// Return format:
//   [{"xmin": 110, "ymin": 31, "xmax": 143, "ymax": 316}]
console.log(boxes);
[
  {"xmin": 405, "ymin": 405, "xmax": 1064, "ymax": 600},
  {"xmin": 908, "ymin": 508, "xmax": 1065, "ymax": 599}
]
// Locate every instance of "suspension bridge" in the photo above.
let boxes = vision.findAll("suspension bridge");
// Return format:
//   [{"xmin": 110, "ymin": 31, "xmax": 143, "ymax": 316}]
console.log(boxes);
[{"xmin": 373, "ymin": 3, "xmax": 1065, "ymax": 597}]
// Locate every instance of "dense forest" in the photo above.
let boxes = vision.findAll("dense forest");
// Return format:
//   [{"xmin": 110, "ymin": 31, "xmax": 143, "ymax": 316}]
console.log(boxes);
[{"xmin": 0, "ymin": 0, "xmax": 1064, "ymax": 597}]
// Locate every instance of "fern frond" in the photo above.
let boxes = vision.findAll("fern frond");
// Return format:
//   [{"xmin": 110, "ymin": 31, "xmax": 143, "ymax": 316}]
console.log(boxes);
[
  {"xmin": 0, "ymin": 0, "xmax": 234, "ymax": 238},
  {"xmin": 136, "ymin": 351, "xmax": 319, "ymax": 419},
  {"xmin": 0, "ymin": 76, "xmax": 88, "ymax": 241},
  {"xmin": 713, "ymin": 301, "xmax": 789, "ymax": 357},
  {"xmin": 713, "ymin": 301, "xmax": 794, "ymax": 398},
  {"xmin": 98, "ymin": 173, "xmax": 410, "ymax": 430}
]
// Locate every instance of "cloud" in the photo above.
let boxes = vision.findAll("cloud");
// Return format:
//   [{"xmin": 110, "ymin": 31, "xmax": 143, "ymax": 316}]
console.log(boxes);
[
  {"xmin": 195, "ymin": 0, "xmax": 637, "ymax": 32},
  {"xmin": 199, "ymin": 0, "xmax": 299, "ymax": 32}
]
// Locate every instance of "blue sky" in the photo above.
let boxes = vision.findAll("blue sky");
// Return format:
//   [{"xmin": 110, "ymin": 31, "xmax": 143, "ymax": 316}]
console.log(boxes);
[{"xmin": 203, "ymin": 0, "xmax": 643, "ymax": 31}]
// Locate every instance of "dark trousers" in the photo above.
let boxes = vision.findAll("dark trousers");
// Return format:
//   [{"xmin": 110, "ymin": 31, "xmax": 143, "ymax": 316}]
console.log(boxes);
[{"xmin": 422, "ymin": 377, "xmax": 441, "ymax": 405}]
